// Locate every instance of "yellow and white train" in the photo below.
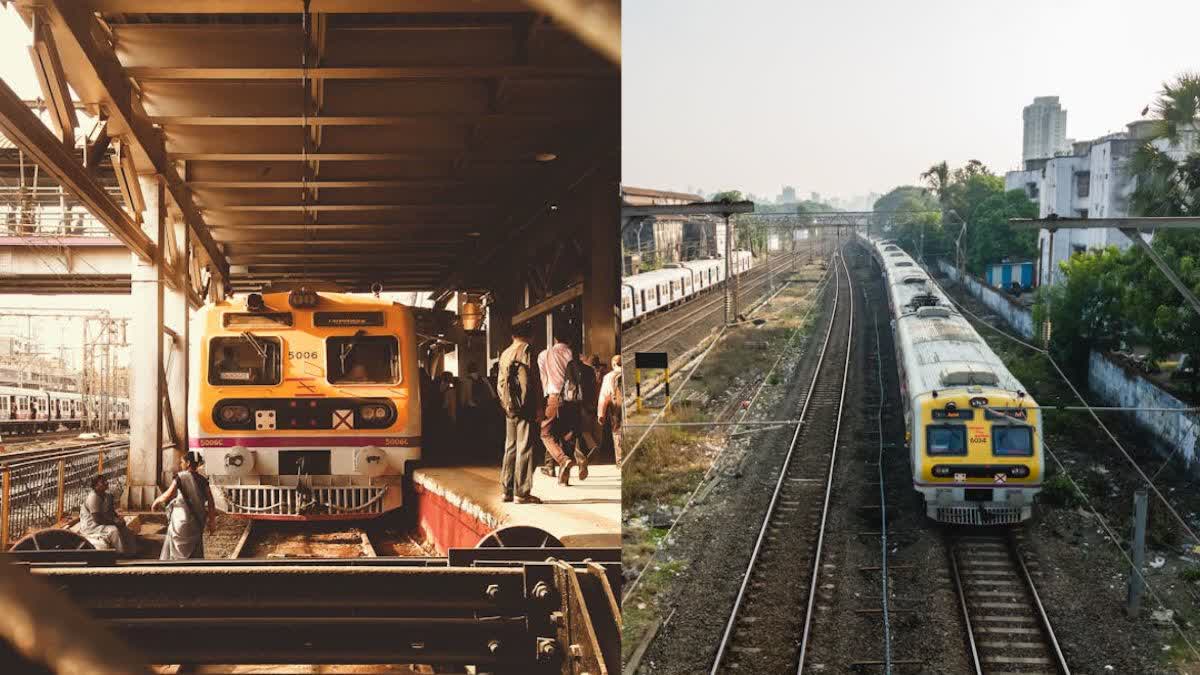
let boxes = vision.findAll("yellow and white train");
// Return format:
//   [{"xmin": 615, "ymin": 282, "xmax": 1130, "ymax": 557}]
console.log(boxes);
[
  {"xmin": 188, "ymin": 289, "xmax": 421, "ymax": 520},
  {"xmin": 858, "ymin": 233, "xmax": 1043, "ymax": 525}
]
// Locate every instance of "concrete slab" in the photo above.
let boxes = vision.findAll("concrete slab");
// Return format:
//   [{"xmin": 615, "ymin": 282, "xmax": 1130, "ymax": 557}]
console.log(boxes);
[{"xmin": 412, "ymin": 464, "xmax": 621, "ymax": 553}]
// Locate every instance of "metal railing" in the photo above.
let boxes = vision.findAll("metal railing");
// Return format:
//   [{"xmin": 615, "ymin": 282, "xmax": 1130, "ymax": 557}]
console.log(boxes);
[{"xmin": 0, "ymin": 441, "xmax": 128, "ymax": 550}]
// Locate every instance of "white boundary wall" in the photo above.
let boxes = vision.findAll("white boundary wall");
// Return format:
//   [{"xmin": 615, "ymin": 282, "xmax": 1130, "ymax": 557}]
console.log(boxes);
[{"xmin": 934, "ymin": 259, "xmax": 1200, "ymax": 464}]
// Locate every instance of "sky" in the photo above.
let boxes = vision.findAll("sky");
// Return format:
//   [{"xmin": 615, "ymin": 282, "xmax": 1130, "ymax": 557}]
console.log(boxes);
[{"xmin": 623, "ymin": 0, "xmax": 1200, "ymax": 201}]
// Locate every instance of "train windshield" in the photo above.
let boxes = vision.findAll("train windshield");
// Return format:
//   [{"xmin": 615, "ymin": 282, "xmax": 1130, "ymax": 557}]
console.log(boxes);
[
  {"xmin": 208, "ymin": 335, "xmax": 281, "ymax": 386},
  {"xmin": 327, "ymin": 335, "xmax": 399, "ymax": 384},
  {"xmin": 926, "ymin": 425, "xmax": 967, "ymax": 456},
  {"xmin": 992, "ymin": 426, "xmax": 1034, "ymax": 456}
]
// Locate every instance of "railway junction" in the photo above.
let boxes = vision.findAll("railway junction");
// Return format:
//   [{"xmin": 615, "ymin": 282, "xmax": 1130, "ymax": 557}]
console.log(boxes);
[{"xmin": 0, "ymin": 2, "xmax": 621, "ymax": 673}]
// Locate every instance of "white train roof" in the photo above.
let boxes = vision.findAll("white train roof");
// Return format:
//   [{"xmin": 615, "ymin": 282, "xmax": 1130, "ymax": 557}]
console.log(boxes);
[{"xmin": 859, "ymin": 232, "xmax": 1028, "ymax": 398}]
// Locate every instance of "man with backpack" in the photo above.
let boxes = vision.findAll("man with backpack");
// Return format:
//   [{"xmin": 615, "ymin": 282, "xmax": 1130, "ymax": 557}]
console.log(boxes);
[
  {"xmin": 537, "ymin": 326, "xmax": 590, "ymax": 486},
  {"xmin": 496, "ymin": 323, "xmax": 543, "ymax": 503}
]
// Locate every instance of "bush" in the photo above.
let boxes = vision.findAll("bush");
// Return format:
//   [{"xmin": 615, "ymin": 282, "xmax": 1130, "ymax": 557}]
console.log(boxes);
[{"xmin": 1040, "ymin": 473, "xmax": 1084, "ymax": 508}]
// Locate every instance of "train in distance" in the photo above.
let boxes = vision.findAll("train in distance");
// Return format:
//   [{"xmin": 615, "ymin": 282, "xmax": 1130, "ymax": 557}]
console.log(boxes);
[
  {"xmin": 857, "ymin": 232, "xmax": 1043, "ymax": 525},
  {"xmin": 621, "ymin": 250, "xmax": 753, "ymax": 324},
  {"xmin": 189, "ymin": 287, "xmax": 421, "ymax": 520}
]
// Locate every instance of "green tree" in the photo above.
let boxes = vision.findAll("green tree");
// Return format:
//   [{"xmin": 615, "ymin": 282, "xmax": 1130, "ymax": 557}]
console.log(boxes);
[
  {"xmin": 963, "ymin": 189, "xmax": 1038, "ymax": 275},
  {"xmin": 711, "ymin": 190, "xmax": 745, "ymax": 203},
  {"xmin": 1033, "ymin": 247, "xmax": 1131, "ymax": 377}
]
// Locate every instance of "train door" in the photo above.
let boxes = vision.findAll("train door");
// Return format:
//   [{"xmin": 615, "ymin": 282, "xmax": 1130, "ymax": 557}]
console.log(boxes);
[
  {"xmin": 0, "ymin": 395, "xmax": 7, "ymax": 420},
  {"xmin": 655, "ymin": 285, "xmax": 661, "ymax": 307}
]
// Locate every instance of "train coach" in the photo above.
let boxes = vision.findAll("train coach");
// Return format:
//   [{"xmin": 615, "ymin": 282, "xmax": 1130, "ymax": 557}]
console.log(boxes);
[
  {"xmin": 0, "ymin": 385, "xmax": 128, "ymax": 433},
  {"xmin": 620, "ymin": 250, "xmax": 754, "ymax": 324},
  {"xmin": 189, "ymin": 288, "xmax": 421, "ymax": 520},
  {"xmin": 857, "ymin": 232, "xmax": 1043, "ymax": 525}
]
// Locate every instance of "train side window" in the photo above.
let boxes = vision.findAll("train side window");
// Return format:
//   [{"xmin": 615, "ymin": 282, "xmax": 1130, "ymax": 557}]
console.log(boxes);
[
  {"xmin": 640, "ymin": 289, "xmax": 646, "ymax": 309},
  {"xmin": 327, "ymin": 335, "xmax": 400, "ymax": 384},
  {"xmin": 208, "ymin": 335, "xmax": 282, "ymax": 386},
  {"xmin": 926, "ymin": 425, "xmax": 967, "ymax": 456},
  {"xmin": 993, "ymin": 426, "xmax": 1033, "ymax": 457}
]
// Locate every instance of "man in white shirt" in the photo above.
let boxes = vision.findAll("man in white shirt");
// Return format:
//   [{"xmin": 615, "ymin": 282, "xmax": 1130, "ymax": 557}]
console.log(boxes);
[{"xmin": 537, "ymin": 332, "xmax": 589, "ymax": 485}]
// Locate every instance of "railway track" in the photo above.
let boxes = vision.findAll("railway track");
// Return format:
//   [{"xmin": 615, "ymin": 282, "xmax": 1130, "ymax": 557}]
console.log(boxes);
[
  {"xmin": 623, "ymin": 246, "xmax": 815, "ymax": 355},
  {"xmin": 232, "ymin": 519, "xmax": 379, "ymax": 559},
  {"xmin": 949, "ymin": 530, "xmax": 1070, "ymax": 674},
  {"xmin": 710, "ymin": 248, "xmax": 855, "ymax": 674}
]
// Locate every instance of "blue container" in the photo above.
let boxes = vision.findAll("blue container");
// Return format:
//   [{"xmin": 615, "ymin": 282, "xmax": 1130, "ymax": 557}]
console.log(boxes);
[{"xmin": 987, "ymin": 261, "xmax": 1034, "ymax": 290}]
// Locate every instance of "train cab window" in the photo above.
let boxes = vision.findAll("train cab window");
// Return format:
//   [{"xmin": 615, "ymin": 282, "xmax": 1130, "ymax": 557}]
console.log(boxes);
[
  {"xmin": 926, "ymin": 425, "xmax": 967, "ymax": 456},
  {"xmin": 208, "ymin": 335, "xmax": 282, "ymax": 386},
  {"xmin": 327, "ymin": 335, "xmax": 399, "ymax": 384},
  {"xmin": 993, "ymin": 426, "xmax": 1034, "ymax": 457}
]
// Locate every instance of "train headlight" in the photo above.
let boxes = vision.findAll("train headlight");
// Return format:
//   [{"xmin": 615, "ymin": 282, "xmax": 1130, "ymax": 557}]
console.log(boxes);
[
  {"xmin": 218, "ymin": 404, "xmax": 251, "ymax": 423},
  {"xmin": 355, "ymin": 446, "xmax": 389, "ymax": 477},
  {"xmin": 223, "ymin": 446, "xmax": 256, "ymax": 477},
  {"xmin": 360, "ymin": 405, "xmax": 389, "ymax": 422}
]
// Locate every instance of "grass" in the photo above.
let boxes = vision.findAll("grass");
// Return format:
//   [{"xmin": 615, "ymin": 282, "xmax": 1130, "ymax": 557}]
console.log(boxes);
[{"xmin": 1040, "ymin": 473, "xmax": 1085, "ymax": 508}]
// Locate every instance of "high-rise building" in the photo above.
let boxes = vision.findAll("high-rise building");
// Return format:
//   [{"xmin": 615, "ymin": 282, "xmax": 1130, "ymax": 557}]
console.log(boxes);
[
  {"xmin": 779, "ymin": 186, "xmax": 797, "ymax": 203},
  {"xmin": 1022, "ymin": 96, "xmax": 1068, "ymax": 162}
]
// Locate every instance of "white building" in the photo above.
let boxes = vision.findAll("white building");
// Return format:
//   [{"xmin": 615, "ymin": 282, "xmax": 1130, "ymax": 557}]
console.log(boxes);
[
  {"xmin": 1022, "ymin": 96, "xmax": 1069, "ymax": 162},
  {"xmin": 1006, "ymin": 120, "xmax": 1197, "ymax": 286}
]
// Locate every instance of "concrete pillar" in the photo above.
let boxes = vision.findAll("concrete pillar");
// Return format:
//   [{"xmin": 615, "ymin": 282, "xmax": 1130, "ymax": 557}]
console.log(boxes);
[
  {"xmin": 163, "ymin": 219, "xmax": 189, "ymax": 464},
  {"xmin": 582, "ymin": 170, "xmax": 619, "ymax": 363},
  {"xmin": 126, "ymin": 174, "xmax": 164, "ymax": 509}
]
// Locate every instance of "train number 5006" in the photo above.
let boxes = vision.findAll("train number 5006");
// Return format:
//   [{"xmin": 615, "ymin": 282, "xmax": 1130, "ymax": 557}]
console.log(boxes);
[{"xmin": 288, "ymin": 351, "xmax": 319, "ymax": 360}]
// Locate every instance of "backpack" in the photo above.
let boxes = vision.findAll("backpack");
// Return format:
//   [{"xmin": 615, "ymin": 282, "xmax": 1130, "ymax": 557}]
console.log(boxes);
[
  {"xmin": 562, "ymin": 358, "xmax": 586, "ymax": 402},
  {"xmin": 498, "ymin": 344, "xmax": 529, "ymax": 417}
]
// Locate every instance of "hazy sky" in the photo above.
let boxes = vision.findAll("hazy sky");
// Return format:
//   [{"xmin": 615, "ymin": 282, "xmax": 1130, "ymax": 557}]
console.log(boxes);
[{"xmin": 623, "ymin": 0, "xmax": 1200, "ymax": 201}]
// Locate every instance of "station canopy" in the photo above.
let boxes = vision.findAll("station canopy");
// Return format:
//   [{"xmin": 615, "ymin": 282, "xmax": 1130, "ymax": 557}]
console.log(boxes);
[{"xmin": 21, "ymin": 1, "xmax": 618, "ymax": 293}]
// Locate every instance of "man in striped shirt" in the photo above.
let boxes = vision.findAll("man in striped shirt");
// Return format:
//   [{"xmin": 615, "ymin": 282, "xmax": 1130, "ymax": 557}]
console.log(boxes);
[{"xmin": 537, "ymin": 332, "xmax": 589, "ymax": 485}]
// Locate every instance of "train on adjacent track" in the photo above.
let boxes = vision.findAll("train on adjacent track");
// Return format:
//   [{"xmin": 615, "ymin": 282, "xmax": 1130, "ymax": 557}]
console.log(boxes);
[
  {"xmin": 189, "ymin": 288, "xmax": 422, "ymax": 520},
  {"xmin": 857, "ymin": 233, "xmax": 1043, "ymax": 524},
  {"xmin": 620, "ymin": 250, "xmax": 754, "ymax": 324},
  {"xmin": 0, "ymin": 384, "xmax": 129, "ymax": 434}
]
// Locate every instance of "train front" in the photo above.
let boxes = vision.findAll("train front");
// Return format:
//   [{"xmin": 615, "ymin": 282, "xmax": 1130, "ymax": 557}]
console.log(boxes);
[
  {"xmin": 912, "ymin": 388, "xmax": 1043, "ymax": 525},
  {"xmin": 188, "ymin": 290, "xmax": 421, "ymax": 520}
]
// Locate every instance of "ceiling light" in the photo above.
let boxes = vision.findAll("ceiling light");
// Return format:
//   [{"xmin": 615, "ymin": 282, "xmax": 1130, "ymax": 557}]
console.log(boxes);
[{"xmin": 535, "ymin": 152, "xmax": 558, "ymax": 162}]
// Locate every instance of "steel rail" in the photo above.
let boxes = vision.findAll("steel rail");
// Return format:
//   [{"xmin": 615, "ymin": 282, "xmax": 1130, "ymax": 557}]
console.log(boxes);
[
  {"xmin": 1008, "ymin": 531, "xmax": 1071, "ymax": 674},
  {"xmin": 709, "ymin": 249, "xmax": 852, "ymax": 674},
  {"xmin": 948, "ymin": 534, "xmax": 984, "ymax": 675},
  {"xmin": 1, "ymin": 440, "xmax": 128, "ymax": 469},
  {"xmin": 623, "ymin": 249, "xmax": 807, "ymax": 354},
  {"xmin": 868, "ymin": 265, "xmax": 894, "ymax": 674},
  {"xmin": 948, "ymin": 532, "xmax": 1070, "ymax": 675},
  {"xmin": 796, "ymin": 248, "xmax": 855, "ymax": 674}
]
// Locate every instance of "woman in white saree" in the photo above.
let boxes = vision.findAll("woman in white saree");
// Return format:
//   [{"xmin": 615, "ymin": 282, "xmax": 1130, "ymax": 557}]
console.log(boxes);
[{"xmin": 152, "ymin": 451, "xmax": 216, "ymax": 559}]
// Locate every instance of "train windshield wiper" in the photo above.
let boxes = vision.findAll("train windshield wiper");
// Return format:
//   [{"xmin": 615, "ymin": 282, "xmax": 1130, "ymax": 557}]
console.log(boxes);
[{"xmin": 241, "ymin": 331, "xmax": 268, "ymax": 362}]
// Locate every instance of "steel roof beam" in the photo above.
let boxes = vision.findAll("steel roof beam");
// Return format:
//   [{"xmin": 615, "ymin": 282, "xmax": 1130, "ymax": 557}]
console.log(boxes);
[
  {"xmin": 0, "ymin": 77, "xmax": 155, "ymax": 263},
  {"xmin": 202, "ymin": 204, "xmax": 495, "ymax": 212},
  {"xmin": 190, "ymin": 179, "xmax": 469, "ymax": 189},
  {"xmin": 153, "ymin": 114, "xmax": 584, "ymax": 126},
  {"xmin": 38, "ymin": 0, "xmax": 229, "ymax": 284},
  {"xmin": 92, "ymin": 1, "xmax": 529, "ymax": 12},
  {"xmin": 207, "ymin": 222, "xmax": 478, "ymax": 230},
  {"xmin": 126, "ymin": 66, "xmax": 610, "ymax": 81}
]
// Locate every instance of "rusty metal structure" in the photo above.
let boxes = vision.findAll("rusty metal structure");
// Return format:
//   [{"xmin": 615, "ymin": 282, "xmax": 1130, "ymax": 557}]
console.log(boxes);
[{"xmin": 4, "ymin": 548, "xmax": 621, "ymax": 674}]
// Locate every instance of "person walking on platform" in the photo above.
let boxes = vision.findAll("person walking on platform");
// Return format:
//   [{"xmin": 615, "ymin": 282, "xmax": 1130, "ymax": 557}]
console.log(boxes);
[
  {"xmin": 497, "ymin": 323, "xmax": 542, "ymax": 503},
  {"xmin": 152, "ymin": 451, "xmax": 216, "ymax": 559},
  {"xmin": 537, "ymin": 329, "xmax": 589, "ymax": 485},
  {"xmin": 78, "ymin": 475, "xmax": 137, "ymax": 555},
  {"xmin": 599, "ymin": 355, "xmax": 624, "ymax": 464}
]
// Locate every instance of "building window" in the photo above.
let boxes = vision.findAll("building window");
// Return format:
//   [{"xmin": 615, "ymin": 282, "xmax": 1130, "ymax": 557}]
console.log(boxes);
[
  {"xmin": 1025, "ymin": 182, "xmax": 1039, "ymax": 199},
  {"xmin": 1075, "ymin": 172, "xmax": 1090, "ymax": 198}
]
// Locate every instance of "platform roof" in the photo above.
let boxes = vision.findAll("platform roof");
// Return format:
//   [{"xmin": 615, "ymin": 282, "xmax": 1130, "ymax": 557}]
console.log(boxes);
[{"xmin": 15, "ymin": 1, "xmax": 618, "ymax": 293}]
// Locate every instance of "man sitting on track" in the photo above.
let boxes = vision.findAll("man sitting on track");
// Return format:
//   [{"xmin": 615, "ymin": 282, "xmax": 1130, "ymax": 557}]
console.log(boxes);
[{"xmin": 78, "ymin": 475, "xmax": 137, "ymax": 555}]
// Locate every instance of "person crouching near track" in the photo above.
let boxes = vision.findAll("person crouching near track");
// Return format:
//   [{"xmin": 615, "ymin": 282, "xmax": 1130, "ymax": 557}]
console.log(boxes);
[
  {"xmin": 152, "ymin": 451, "xmax": 216, "ymax": 559},
  {"xmin": 78, "ymin": 475, "xmax": 137, "ymax": 555},
  {"xmin": 537, "ymin": 324, "xmax": 590, "ymax": 486},
  {"xmin": 497, "ymin": 321, "xmax": 543, "ymax": 504}
]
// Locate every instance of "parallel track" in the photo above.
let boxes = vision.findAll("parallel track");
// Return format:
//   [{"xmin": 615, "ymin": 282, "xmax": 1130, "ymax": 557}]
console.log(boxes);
[
  {"xmin": 710, "ymin": 249, "xmax": 855, "ymax": 674},
  {"xmin": 623, "ymin": 246, "xmax": 814, "ymax": 355},
  {"xmin": 949, "ymin": 530, "xmax": 1070, "ymax": 674}
]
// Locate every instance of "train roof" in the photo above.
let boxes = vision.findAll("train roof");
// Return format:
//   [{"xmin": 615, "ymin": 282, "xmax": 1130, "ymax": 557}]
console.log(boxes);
[
  {"xmin": 860, "ymin": 232, "xmax": 1029, "ymax": 398},
  {"xmin": 197, "ymin": 291, "xmax": 414, "ymax": 318}
]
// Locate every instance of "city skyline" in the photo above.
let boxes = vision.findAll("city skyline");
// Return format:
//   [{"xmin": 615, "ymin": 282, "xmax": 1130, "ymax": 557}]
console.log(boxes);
[{"xmin": 623, "ymin": 0, "xmax": 1200, "ymax": 200}]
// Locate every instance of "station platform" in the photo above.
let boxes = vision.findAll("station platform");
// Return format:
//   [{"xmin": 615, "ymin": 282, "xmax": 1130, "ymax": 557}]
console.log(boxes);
[{"xmin": 412, "ymin": 464, "xmax": 621, "ymax": 553}]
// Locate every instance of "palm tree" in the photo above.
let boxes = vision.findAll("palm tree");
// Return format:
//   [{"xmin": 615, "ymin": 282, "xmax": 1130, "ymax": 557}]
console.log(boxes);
[
  {"xmin": 1130, "ymin": 74, "xmax": 1200, "ymax": 217},
  {"xmin": 920, "ymin": 161, "xmax": 951, "ymax": 207}
]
